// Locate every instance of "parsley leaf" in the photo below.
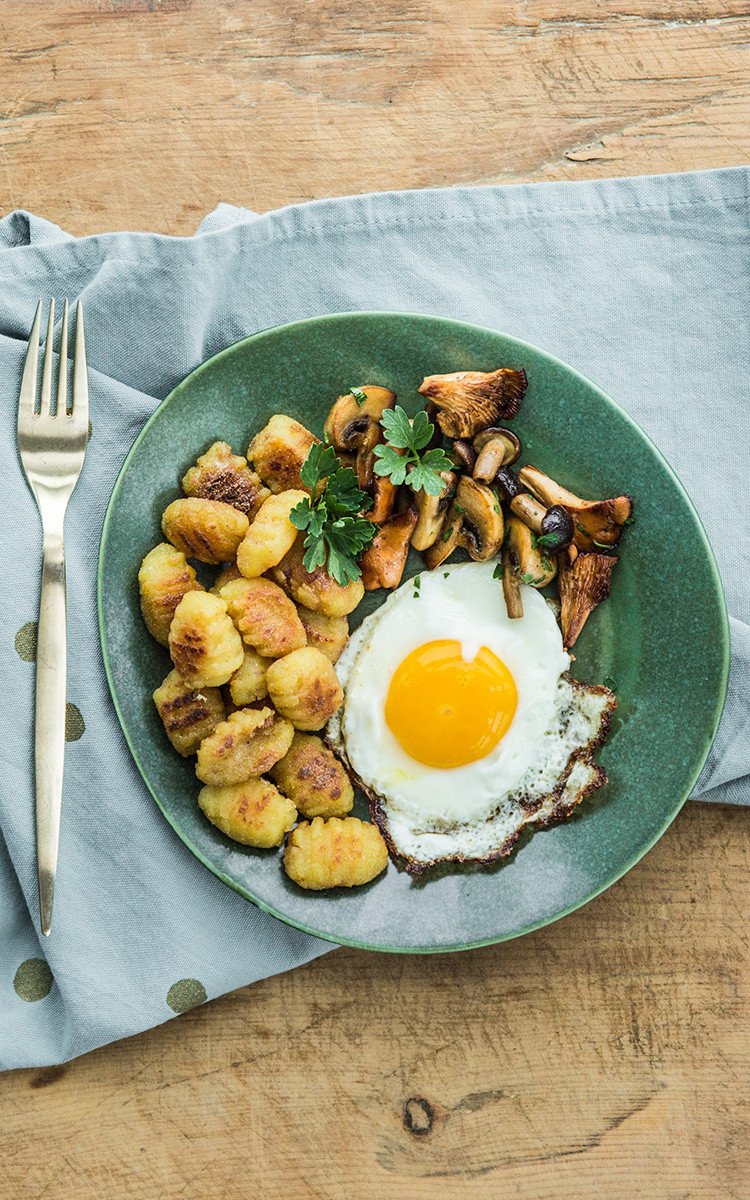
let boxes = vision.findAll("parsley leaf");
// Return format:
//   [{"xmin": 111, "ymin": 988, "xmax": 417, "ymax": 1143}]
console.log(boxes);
[
  {"xmin": 347, "ymin": 386, "xmax": 369, "ymax": 407},
  {"xmin": 299, "ymin": 442, "xmax": 339, "ymax": 492},
  {"xmin": 291, "ymin": 445, "xmax": 375, "ymax": 586},
  {"xmin": 592, "ymin": 539, "xmax": 611, "ymax": 549},
  {"xmin": 374, "ymin": 405, "xmax": 454, "ymax": 495},
  {"xmin": 518, "ymin": 572, "xmax": 536, "ymax": 585},
  {"xmin": 492, "ymin": 563, "xmax": 504, "ymax": 581},
  {"xmin": 531, "ymin": 531, "xmax": 560, "ymax": 550}
]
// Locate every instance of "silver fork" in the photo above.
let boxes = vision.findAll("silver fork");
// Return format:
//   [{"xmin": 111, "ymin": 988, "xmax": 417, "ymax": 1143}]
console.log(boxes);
[{"xmin": 17, "ymin": 300, "xmax": 89, "ymax": 936}]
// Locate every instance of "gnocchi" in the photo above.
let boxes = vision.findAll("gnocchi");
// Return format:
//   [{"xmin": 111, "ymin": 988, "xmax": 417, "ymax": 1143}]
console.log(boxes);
[
  {"xmin": 182, "ymin": 441, "xmax": 270, "ymax": 518},
  {"xmin": 247, "ymin": 414, "xmax": 318, "ymax": 494},
  {"xmin": 269, "ymin": 535, "xmax": 364, "ymax": 616},
  {"xmin": 265, "ymin": 646, "xmax": 343, "ymax": 731},
  {"xmin": 235, "ymin": 489, "xmax": 306, "ymax": 578},
  {"xmin": 270, "ymin": 732, "xmax": 353, "ymax": 819},
  {"xmin": 162, "ymin": 497, "xmax": 249, "ymax": 564},
  {"xmin": 153, "ymin": 669, "xmax": 226, "ymax": 757},
  {"xmin": 198, "ymin": 778, "xmax": 297, "ymax": 848},
  {"xmin": 195, "ymin": 706, "xmax": 294, "ymax": 786},
  {"xmin": 220, "ymin": 576, "xmax": 306, "ymax": 659},
  {"xmin": 138, "ymin": 542, "xmax": 204, "ymax": 647},
  {"xmin": 283, "ymin": 816, "xmax": 388, "ymax": 890},
  {"xmin": 169, "ymin": 591, "xmax": 244, "ymax": 687}
]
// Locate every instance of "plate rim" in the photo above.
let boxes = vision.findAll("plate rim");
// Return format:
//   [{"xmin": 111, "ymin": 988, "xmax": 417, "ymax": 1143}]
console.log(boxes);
[{"xmin": 97, "ymin": 310, "xmax": 730, "ymax": 954}]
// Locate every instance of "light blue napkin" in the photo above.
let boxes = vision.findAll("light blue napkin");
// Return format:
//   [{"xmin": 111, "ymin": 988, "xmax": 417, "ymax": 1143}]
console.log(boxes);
[{"xmin": 2, "ymin": 167, "xmax": 748, "ymax": 1070}]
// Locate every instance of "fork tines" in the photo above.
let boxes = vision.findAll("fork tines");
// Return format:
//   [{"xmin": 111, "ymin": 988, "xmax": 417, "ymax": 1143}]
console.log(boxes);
[{"xmin": 20, "ymin": 298, "xmax": 88, "ymax": 425}]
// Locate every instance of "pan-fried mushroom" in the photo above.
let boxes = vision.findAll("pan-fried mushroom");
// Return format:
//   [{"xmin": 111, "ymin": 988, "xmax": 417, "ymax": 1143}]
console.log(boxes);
[
  {"xmin": 410, "ymin": 469, "xmax": 456, "ymax": 551},
  {"xmin": 558, "ymin": 552, "xmax": 616, "ymax": 649},
  {"xmin": 505, "ymin": 515, "xmax": 557, "ymax": 587},
  {"xmin": 518, "ymin": 465, "xmax": 632, "ymax": 552},
  {"xmin": 492, "ymin": 466, "xmax": 574, "ymax": 553},
  {"xmin": 424, "ymin": 476, "xmax": 504, "ymax": 568},
  {"xmin": 448, "ymin": 439, "xmax": 476, "ymax": 472},
  {"xmin": 360, "ymin": 508, "xmax": 418, "ymax": 590},
  {"xmin": 472, "ymin": 428, "xmax": 521, "ymax": 480},
  {"xmin": 324, "ymin": 386, "xmax": 396, "ymax": 492},
  {"xmin": 500, "ymin": 548, "xmax": 523, "ymax": 620},
  {"xmin": 422, "ymin": 402, "xmax": 444, "ymax": 451},
  {"xmin": 418, "ymin": 368, "xmax": 527, "ymax": 438},
  {"xmin": 369, "ymin": 474, "xmax": 400, "ymax": 525}
]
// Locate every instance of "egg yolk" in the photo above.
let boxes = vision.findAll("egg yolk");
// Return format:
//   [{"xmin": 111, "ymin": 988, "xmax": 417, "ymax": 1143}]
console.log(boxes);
[{"xmin": 384, "ymin": 639, "xmax": 518, "ymax": 769}]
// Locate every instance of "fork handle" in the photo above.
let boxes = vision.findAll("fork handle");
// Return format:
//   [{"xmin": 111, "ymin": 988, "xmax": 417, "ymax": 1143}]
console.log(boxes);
[{"xmin": 35, "ymin": 523, "xmax": 67, "ymax": 936}]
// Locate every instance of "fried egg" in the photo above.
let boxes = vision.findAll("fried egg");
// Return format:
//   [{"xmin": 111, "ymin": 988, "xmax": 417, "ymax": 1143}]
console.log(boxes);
[{"xmin": 328, "ymin": 561, "xmax": 615, "ymax": 872}]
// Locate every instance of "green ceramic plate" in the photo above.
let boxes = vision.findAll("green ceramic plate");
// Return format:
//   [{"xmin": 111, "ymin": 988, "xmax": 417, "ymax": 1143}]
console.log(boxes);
[{"xmin": 97, "ymin": 313, "xmax": 729, "ymax": 953}]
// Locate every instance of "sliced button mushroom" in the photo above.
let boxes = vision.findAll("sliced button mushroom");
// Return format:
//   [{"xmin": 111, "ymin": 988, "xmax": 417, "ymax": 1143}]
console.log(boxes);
[
  {"xmin": 505, "ymin": 515, "xmax": 557, "ymax": 588},
  {"xmin": 558, "ymin": 551, "xmax": 616, "ymax": 649},
  {"xmin": 424, "ymin": 477, "xmax": 504, "ymax": 568},
  {"xmin": 324, "ymin": 386, "xmax": 397, "ymax": 493},
  {"xmin": 472, "ymin": 428, "xmax": 521, "ymax": 481},
  {"xmin": 518, "ymin": 465, "xmax": 632, "ymax": 552},
  {"xmin": 418, "ymin": 368, "xmax": 527, "ymax": 439},
  {"xmin": 360, "ymin": 508, "xmax": 418, "ymax": 590},
  {"xmin": 410, "ymin": 470, "xmax": 456, "ymax": 551}
]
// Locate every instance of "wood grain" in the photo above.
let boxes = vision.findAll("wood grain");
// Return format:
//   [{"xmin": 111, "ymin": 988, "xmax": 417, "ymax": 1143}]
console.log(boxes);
[
  {"xmin": 0, "ymin": 1, "xmax": 749, "ymax": 235},
  {"xmin": 1, "ymin": 803, "xmax": 748, "ymax": 1199},
  {"xmin": 1, "ymin": 3, "xmax": 748, "ymax": 1197}
]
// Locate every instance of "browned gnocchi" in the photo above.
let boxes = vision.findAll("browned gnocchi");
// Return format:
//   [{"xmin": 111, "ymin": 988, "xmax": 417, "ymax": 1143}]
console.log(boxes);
[
  {"xmin": 169, "ymin": 591, "xmax": 244, "ymax": 687},
  {"xmin": 265, "ymin": 646, "xmax": 343, "ymax": 731},
  {"xmin": 283, "ymin": 816, "xmax": 388, "ymax": 890},
  {"xmin": 138, "ymin": 542, "xmax": 204, "ymax": 647},
  {"xmin": 195, "ymin": 706, "xmax": 294, "ymax": 785},
  {"xmin": 269, "ymin": 535, "xmax": 364, "ymax": 616},
  {"xmin": 229, "ymin": 647, "xmax": 272, "ymax": 705},
  {"xmin": 182, "ymin": 441, "xmax": 269, "ymax": 518},
  {"xmin": 247, "ymin": 415, "xmax": 318, "ymax": 494},
  {"xmin": 220, "ymin": 576, "xmax": 306, "ymax": 659},
  {"xmin": 162, "ymin": 497, "xmax": 249, "ymax": 564},
  {"xmin": 235, "ymin": 489, "xmax": 307, "ymax": 578},
  {"xmin": 198, "ymin": 778, "xmax": 297, "ymax": 848},
  {"xmin": 297, "ymin": 605, "xmax": 349, "ymax": 664},
  {"xmin": 153, "ymin": 669, "xmax": 226, "ymax": 756},
  {"xmin": 270, "ymin": 732, "xmax": 353, "ymax": 819}
]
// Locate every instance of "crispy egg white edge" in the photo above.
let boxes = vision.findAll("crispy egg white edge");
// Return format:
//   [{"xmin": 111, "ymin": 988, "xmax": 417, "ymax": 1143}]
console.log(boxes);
[{"xmin": 328, "ymin": 563, "xmax": 616, "ymax": 870}]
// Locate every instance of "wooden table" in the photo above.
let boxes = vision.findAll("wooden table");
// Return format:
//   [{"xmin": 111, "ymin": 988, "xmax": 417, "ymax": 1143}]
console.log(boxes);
[{"xmin": 1, "ymin": 3, "xmax": 748, "ymax": 1197}]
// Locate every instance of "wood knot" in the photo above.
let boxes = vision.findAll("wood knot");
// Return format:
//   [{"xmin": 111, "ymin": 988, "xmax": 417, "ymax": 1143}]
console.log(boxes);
[{"xmin": 403, "ymin": 1096, "xmax": 433, "ymax": 1136}]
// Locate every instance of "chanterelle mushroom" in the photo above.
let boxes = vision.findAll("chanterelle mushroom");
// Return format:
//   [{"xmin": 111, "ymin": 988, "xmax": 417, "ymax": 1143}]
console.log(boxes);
[
  {"xmin": 518, "ymin": 465, "xmax": 632, "ymax": 552},
  {"xmin": 324, "ymin": 386, "xmax": 396, "ymax": 492},
  {"xmin": 360, "ymin": 508, "xmax": 418, "ymax": 590},
  {"xmin": 558, "ymin": 552, "xmax": 616, "ymax": 649},
  {"xmin": 418, "ymin": 368, "xmax": 527, "ymax": 439},
  {"xmin": 424, "ymin": 476, "xmax": 503, "ymax": 568},
  {"xmin": 410, "ymin": 469, "xmax": 456, "ymax": 551}
]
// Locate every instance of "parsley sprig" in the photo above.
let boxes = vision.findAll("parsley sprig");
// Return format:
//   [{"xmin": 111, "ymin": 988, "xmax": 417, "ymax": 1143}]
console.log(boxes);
[
  {"xmin": 290, "ymin": 443, "xmax": 375, "ymax": 586},
  {"xmin": 373, "ymin": 406, "xmax": 454, "ymax": 496}
]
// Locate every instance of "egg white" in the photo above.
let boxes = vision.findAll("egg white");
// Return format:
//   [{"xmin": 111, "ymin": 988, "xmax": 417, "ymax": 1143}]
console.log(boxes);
[{"xmin": 328, "ymin": 561, "xmax": 616, "ymax": 871}]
